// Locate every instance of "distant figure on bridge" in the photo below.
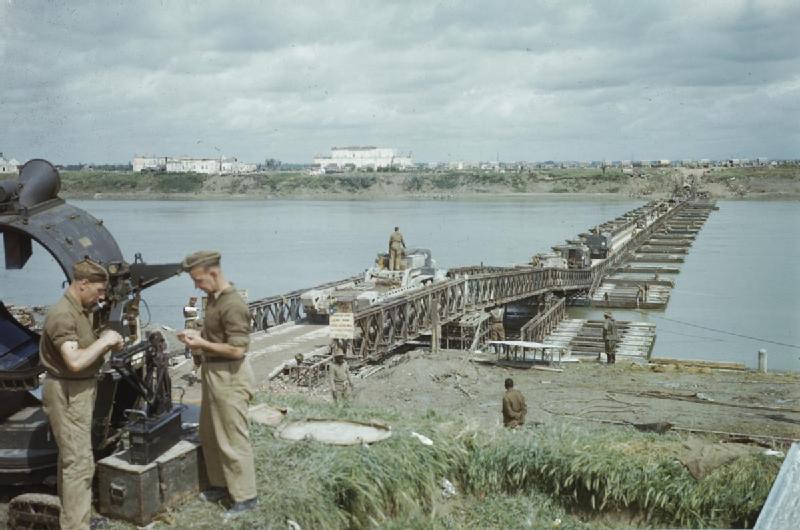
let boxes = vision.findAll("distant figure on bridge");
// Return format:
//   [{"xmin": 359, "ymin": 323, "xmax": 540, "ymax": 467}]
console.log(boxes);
[
  {"xmin": 329, "ymin": 345, "xmax": 353, "ymax": 402},
  {"xmin": 502, "ymin": 378, "xmax": 527, "ymax": 428},
  {"xmin": 388, "ymin": 226, "xmax": 406, "ymax": 270},
  {"xmin": 488, "ymin": 302, "xmax": 505, "ymax": 341},
  {"xmin": 602, "ymin": 311, "xmax": 618, "ymax": 364}
]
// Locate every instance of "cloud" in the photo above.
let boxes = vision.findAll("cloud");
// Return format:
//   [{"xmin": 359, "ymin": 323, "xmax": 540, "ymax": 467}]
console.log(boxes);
[{"xmin": 0, "ymin": 0, "xmax": 797, "ymax": 163}]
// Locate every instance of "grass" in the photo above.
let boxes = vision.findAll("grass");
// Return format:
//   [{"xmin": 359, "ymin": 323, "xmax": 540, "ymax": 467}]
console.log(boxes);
[{"xmin": 105, "ymin": 395, "xmax": 781, "ymax": 530}]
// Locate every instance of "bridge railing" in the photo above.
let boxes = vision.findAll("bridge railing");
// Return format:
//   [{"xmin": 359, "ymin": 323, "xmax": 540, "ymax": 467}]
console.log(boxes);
[
  {"xmin": 248, "ymin": 275, "xmax": 362, "ymax": 331},
  {"xmin": 520, "ymin": 297, "xmax": 566, "ymax": 343}
]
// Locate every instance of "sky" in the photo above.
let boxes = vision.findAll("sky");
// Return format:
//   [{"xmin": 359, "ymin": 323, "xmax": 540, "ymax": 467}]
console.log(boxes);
[{"xmin": 1, "ymin": 0, "xmax": 798, "ymax": 164}]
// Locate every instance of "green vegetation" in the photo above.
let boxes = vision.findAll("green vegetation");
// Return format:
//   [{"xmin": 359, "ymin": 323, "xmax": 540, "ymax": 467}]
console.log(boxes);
[
  {"xmin": 57, "ymin": 166, "xmax": 799, "ymax": 199},
  {"xmin": 60, "ymin": 170, "xmax": 206, "ymax": 194},
  {"xmin": 111, "ymin": 396, "xmax": 779, "ymax": 530}
]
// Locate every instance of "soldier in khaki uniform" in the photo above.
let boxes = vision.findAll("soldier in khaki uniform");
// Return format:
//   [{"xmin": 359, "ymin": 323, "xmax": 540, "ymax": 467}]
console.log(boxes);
[
  {"xmin": 328, "ymin": 346, "xmax": 353, "ymax": 402},
  {"xmin": 488, "ymin": 302, "xmax": 505, "ymax": 341},
  {"xmin": 502, "ymin": 378, "xmax": 527, "ymax": 428},
  {"xmin": 602, "ymin": 311, "xmax": 618, "ymax": 364},
  {"xmin": 40, "ymin": 259, "xmax": 124, "ymax": 530},
  {"xmin": 388, "ymin": 226, "xmax": 405, "ymax": 271},
  {"xmin": 177, "ymin": 251, "xmax": 258, "ymax": 519}
]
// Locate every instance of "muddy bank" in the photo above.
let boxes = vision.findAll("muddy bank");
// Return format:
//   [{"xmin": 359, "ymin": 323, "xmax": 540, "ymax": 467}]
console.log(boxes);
[{"xmin": 270, "ymin": 349, "xmax": 800, "ymax": 441}]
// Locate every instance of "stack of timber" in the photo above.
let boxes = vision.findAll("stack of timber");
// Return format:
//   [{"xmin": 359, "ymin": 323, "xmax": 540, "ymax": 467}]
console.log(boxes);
[{"xmin": 543, "ymin": 318, "xmax": 656, "ymax": 360}]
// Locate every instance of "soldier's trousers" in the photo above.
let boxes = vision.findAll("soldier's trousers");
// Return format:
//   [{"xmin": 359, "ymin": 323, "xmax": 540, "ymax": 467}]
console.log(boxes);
[
  {"xmin": 389, "ymin": 244, "xmax": 403, "ymax": 270},
  {"xmin": 604, "ymin": 341, "xmax": 616, "ymax": 364},
  {"xmin": 42, "ymin": 376, "xmax": 97, "ymax": 530},
  {"xmin": 489, "ymin": 323, "xmax": 505, "ymax": 341},
  {"xmin": 200, "ymin": 358, "xmax": 257, "ymax": 502},
  {"xmin": 332, "ymin": 383, "xmax": 350, "ymax": 402}
]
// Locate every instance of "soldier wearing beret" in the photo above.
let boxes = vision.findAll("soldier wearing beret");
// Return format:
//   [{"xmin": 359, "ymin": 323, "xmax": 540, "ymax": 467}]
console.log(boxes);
[
  {"xmin": 40, "ymin": 258, "xmax": 124, "ymax": 530},
  {"xmin": 177, "ymin": 251, "xmax": 258, "ymax": 518}
]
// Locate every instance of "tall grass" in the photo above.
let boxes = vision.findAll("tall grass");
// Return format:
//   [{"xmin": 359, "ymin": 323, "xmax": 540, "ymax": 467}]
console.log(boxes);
[{"xmin": 109, "ymin": 396, "xmax": 780, "ymax": 529}]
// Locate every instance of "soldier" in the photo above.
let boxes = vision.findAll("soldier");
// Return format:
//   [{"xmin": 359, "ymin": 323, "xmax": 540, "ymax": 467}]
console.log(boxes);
[
  {"xmin": 388, "ymin": 226, "xmax": 405, "ymax": 271},
  {"xmin": 40, "ymin": 258, "xmax": 124, "ymax": 530},
  {"xmin": 502, "ymin": 378, "xmax": 527, "ymax": 428},
  {"xmin": 602, "ymin": 311, "xmax": 618, "ymax": 364},
  {"xmin": 177, "ymin": 251, "xmax": 258, "ymax": 519},
  {"xmin": 328, "ymin": 346, "xmax": 353, "ymax": 402},
  {"xmin": 488, "ymin": 302, "xmax": 505, "ymax": 341}
]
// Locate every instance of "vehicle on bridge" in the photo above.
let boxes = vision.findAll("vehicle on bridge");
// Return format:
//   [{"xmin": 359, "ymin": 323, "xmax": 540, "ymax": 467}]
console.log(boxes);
[{"xmin": 300, "ymin": 248, "xmax": 447, "ymax": 320}]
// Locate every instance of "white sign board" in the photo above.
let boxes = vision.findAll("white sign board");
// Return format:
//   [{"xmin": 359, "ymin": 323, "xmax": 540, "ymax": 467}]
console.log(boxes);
[{"xmin": 329, "ymin": 313, "xmax": 355, "ymax": 339}]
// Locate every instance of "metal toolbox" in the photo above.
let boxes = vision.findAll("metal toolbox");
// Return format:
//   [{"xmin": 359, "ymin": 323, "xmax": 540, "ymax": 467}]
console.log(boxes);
[{"xmin": 97, "ymin": 440, "xmax": 206, "ymax": 525}]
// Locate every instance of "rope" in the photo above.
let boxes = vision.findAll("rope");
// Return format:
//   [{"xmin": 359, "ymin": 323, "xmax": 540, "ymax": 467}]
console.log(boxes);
[{"xmin": 653, "ymin": 315, "xmax": 800, "ymax": 350}]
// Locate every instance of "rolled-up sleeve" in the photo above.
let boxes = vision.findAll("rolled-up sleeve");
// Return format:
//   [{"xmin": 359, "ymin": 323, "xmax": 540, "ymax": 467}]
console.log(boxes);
[
  {"xmin": 47, "ymin": 314, "xmax": 78, "ymax": 351},
  {"xmin": 223, "ymin": 303, "xmax": 252, "ymax": 349}
]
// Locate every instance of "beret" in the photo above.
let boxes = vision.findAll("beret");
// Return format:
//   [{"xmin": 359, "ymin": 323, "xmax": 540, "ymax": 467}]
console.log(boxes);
[
  {"xmin": 73, "ymin": 258, "xmax": 109, "ymax": 283},
  {"xmin": 182, "ymin": 250, "xmax": 221, "ymax": 272}
]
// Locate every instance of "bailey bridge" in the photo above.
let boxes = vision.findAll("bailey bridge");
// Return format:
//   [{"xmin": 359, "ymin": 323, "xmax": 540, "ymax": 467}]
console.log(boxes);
[{"xmin": 246, "ymin": 195, "xmax": 717, "ymax": 362}]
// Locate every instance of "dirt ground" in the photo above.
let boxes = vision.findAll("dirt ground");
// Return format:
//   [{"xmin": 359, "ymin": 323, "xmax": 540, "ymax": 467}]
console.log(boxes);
[{"xmin": 270, "ymin": 349, "xmax": 800, "ymax": 443}]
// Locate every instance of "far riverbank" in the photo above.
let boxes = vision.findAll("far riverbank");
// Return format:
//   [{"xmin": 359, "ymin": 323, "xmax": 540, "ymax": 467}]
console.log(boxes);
[{"xmin": 54, "ymin": 166, "xmax": 800, "ymax": 200}]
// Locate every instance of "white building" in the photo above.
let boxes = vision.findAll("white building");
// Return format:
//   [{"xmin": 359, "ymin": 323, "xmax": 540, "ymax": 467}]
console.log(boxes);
[
  {"xmin": 0, "ymin": 153, "xmax": 20, "ymax": 173},
  {"xmin": 313, "ymin": 146, "xmax": 413, "ymax": 171},
  {"xmin": 133, "ymin": 155, "xmax": 256, "ymax": 175}
]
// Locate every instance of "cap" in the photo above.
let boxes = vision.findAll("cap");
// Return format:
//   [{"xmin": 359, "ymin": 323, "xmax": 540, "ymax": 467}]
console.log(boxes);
[
  {"xmin": 73, "ymin": 258, "xmax": 109, "ymax": 283},
  {"xmin": 182, "ymin": 250, "xmax": 221, "ymax": 272},
  {"xmin": 604, "ymin": 311, "xmax": 612, "ymax": 318},
  {"xmin": 333, "ymin": 351, "xmax": 345, "ymax": 358}
]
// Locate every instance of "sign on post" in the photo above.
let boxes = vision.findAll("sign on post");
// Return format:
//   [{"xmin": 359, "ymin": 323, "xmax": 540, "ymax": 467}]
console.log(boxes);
[{"xmin": 329, "ymin": 313, "xmax": 355, "ymax": 339}]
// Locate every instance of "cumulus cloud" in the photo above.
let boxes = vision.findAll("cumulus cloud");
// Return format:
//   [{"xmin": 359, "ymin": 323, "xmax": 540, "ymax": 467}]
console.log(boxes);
[{"xmin": 0, "ymin": 0, "xmax": 797, "ymax": 163}]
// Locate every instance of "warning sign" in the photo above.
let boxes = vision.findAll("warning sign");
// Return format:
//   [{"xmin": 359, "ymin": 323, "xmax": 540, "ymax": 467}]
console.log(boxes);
[{"xmin": 329, "ymin": 313, "xmax": 355, "ymax": 339}]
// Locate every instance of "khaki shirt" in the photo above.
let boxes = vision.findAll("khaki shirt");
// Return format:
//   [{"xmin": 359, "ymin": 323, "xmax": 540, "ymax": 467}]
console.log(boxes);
[
  {"xmin": 603, "ymin": 319, "xmax": 618, "ymax": 343},
  {"xmin": 329, "ymin": 361, "xmax": 350, "ymax": 387},
  {"xmin": 40, "ymin": 291, "xmax": 102, "ymax": 379},
  {"xmin": 389, "ymin": 231, "xmax": 405, "ymax": 248},
  {"xmin": 201, "ymin": 285, "xmax": 251, "ymax": 359},
  {"xmin": 502, "ymin": 388, "xmax": 527, "ymax": 427}
]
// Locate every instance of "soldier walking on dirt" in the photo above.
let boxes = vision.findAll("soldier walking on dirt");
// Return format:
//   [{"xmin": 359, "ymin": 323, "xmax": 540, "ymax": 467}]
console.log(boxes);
[
  {"xmin": 502, "ymin": 378, "xmax": 527, "ymax": 428},
  {"xmin": 602, "ymin": 311, "xmax": 618, "ymax": 364},
  {"xmin": 178, "ymin": 250, "xmax": 258, "ymax": 519},
  {"xmin": 40, "ymin": 259, "xmax": 123, "ymax": 530},
  {"xmin": 388, "ymin": 226, "xmax": 406, "ymax": 270}
]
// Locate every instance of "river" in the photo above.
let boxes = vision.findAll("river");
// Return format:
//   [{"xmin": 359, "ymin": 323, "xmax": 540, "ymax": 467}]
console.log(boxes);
[{"xmin": 1, "ymin": 198, "xmax": 798, "ymax": 372}]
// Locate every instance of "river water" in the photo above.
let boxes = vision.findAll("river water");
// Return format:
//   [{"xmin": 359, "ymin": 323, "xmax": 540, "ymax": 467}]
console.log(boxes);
[{"xmin": 1, "ymin": 198, "xmax": 798, "ymax": 372}]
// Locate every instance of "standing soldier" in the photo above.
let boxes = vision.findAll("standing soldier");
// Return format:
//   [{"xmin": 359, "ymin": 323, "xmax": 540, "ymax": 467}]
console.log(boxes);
[
  {"xmin": 488, "ymin": 302, "xmax": 505, "ymax": 341},
  {"xmin": 328, "ymin": 343, "xmax": 353, "ymax": 402},
  {"xmin": 40, "ymin": 258, "xmax": 123, "ymax": 530},
  {"xmin": 388, "ymin": 226, "xmax": 405, "ymax": 271},
  {"xmin": 177, "ymin": 251, "xmax": 258, "ymax": 519},
  {"xmin": 602, "ymin": 311, "xmax": 618, "ymax": 364},
  {"xmin": 502, "ymin": 378, "xmax": 527, "ymax": 428}
]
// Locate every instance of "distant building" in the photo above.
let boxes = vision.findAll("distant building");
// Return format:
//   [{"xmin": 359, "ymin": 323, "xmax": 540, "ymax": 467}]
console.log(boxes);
[
  {"xmin": 132, "ymin": 155, "xmax": 256, "ymax": 175},
  {"xmin": 0, "ymin": 153, "xmax": 20, "ymax": 173},
  {"xmin": 312, "ymin": 146, "xmax": 413, "ymax": 171}
]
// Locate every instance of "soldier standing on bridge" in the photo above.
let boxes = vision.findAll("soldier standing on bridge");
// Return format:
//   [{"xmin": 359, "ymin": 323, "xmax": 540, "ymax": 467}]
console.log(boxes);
[
  {"xmin": 488, "ymin": 301, "xmax": 505, "ymax": 341},
  {"xmin": 178, "ymin": 250, "xmax": 258, "ymax": 519},
  {"xmin": 40, "ymin": 259, "xmax": 123, "ymax": 530},
  {"xmin": 388, "ymin": 226, "xmax": 406, "ymax": 270},
  {"xmin": 602, "ymin": 311, "xmax": 618, "ymax": 364}
]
